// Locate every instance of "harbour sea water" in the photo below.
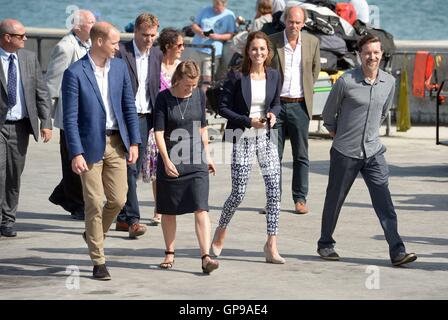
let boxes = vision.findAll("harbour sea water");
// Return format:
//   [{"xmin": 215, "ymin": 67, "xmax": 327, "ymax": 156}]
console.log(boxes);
[{"xmin": 0, "ymin": 0, "xmax": 446, "ymax": 40}]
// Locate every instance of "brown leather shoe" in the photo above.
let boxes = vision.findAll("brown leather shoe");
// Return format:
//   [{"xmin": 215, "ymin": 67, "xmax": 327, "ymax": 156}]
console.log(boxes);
[
  {"xmin": 115, "ymin": 221, "xmax": 129, "ymax": 232},
  {"xmin": 129, "ymin": 223, "xmax": 147, "ymax": 239},
  {"xmin": 295, "ymin": 201, "xmax": 309, "ymax": 214}
]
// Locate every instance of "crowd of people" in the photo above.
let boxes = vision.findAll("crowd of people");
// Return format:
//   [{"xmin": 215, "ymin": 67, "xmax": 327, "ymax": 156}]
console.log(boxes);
[{"xmin": 0, "ymin": 0, "xmax": 417, "ymax": 281}]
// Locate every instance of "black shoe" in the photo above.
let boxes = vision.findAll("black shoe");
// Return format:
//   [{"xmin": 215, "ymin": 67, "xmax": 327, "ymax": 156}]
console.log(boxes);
[
  {"xmin": 48, "ymin": 194, "xmax": 72, "ymax": 212},
  {"xmin": 92, "ymin": 264, "xmax": 111, "ymax": 280},
  {"xmin": 0, "ymin": 226, "xmax": 17, "ymax": 237},
  {"xmin": 71, "ymin": 208, "xmax": 85, "ymax": 221},
  {"xmin": 392, "ymin": 252, "xmax": 417, "ymax": 266},
  {"xmin": 48, "ymin": 192, "xmax": 63, "ymax": 206}
]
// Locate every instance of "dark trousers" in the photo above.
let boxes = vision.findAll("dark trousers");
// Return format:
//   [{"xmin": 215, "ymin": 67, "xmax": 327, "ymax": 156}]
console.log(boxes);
[
  {"xmin": 0, "ymin": 119, "xmax": 30, "ymax": 227},
  {"xmin": 274, "ymin": 101, "xmax": 310, "ymax": 203},
  {"xmin": 318, "ymin": 147, "xmax": 406, "ymax": 260},
  {"xmin": 117, "ymin": 114, "xmax": 152, "ymax": 225},
  {"xmin": 49, "ymin": 129, "xmax": 84, "ymax": 213}
]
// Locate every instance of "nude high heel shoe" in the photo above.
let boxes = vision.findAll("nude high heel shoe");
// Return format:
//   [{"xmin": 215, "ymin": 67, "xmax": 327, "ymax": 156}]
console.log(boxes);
[
  {"xmin": 264, "ymin": 243, "xmax": 286, "ymax": 264},
  {"xmin": 211, "ymin": 242, "xmax": 222, "ymax": 257},
  {"xmin": 211, "ymin": 228, "xmax": 225, "ymax": 257}
]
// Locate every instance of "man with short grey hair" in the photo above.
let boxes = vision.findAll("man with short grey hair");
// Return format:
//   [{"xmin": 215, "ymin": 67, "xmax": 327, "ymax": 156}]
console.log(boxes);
[
  {"xmin": 317, "ymin": 34, "xmax": 417, "ymax": 267},
  {"xmin": 0, "ymin": 19, "xmax": 52, "ymax": 237},
  {"xmin": 46, "ymin": 9, "xmax": 96, "ymax": 220}
]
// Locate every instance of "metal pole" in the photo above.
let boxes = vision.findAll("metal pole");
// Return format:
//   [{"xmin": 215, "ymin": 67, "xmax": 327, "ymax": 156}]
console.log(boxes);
[
  {"xmin": 436, "ymin": 80, "xmax": 446, "ymax": 144},
  {"xmin": 211, "ymin": 46, "xmax": 215, "ymax": 84},
  {"xmin": 436, "ymin": 91, "xmax": 440, "ymax": 145},
  {"xmin": 386, "ymin": 110, "xmax": 391, "ymax": 136},
  {"xmin": 37, "ymin": 37, "xmax": 42, "ymax": 65},
  {"xmin": 394, "ymin": 51, "xmax": 448, "ymax": 55}
]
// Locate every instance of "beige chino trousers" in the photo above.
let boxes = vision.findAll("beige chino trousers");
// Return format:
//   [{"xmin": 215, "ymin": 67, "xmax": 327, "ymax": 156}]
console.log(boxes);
[{"xmin": 80, "ymin": 134, "xmax": 128, "ymax": 265}]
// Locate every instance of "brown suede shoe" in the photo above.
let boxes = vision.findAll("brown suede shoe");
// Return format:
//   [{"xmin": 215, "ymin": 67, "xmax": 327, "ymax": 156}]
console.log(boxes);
[
  {"xmin": 295, "ymin": 201, "xmax": 309, "ymax": 214},
  {"xmin": 115, "ymin": 221, "xmax": 129, "ymax": 232},
  {"xmin": 129, "ymin": 223, "xmax": 147, "ymax": 239}
]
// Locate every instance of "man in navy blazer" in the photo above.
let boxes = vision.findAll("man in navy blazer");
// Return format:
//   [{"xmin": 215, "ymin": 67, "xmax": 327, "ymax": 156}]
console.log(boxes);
[
  {"xmin": 62, "ymin": 22, "xmax": 141, "ymax": 280},
  {"xmin": 114, "ymin": 13, "xmax": 163, "ymax": 238}
]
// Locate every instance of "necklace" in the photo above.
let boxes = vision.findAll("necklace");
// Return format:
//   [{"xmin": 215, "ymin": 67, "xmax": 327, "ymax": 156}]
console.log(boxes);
[{"xmin": 175, "ymin": 96, "xmax": 190, "ymax": 120}]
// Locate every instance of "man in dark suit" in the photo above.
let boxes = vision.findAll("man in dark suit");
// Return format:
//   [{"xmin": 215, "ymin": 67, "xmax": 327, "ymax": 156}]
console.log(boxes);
[
  {"xmin": 62, "ymin": 22, "xmax": 141, "ymax": 280},
  {"xmin": 115, "ymin": 13, "xmax": 163, "ymax": 238},
  {"xmin": 269, "ymin": 5, "xmax": 320, "ymax": 214},
  {"xmin": 0, "ymin": 19, "xmax": 52, "ymax": 237}
]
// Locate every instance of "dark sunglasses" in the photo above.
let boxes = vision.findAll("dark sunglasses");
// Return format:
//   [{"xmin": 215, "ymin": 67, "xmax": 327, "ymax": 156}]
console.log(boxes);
[
  {"xmin": 7, "ymin": 33, "xmax": 26, "ymax": 40},
  {"xmin": 174, "ymin": 43, "xmax": 184, "ymax": 49}
]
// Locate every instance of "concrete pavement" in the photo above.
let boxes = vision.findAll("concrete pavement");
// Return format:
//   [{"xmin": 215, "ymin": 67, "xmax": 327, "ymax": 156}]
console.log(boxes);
[{"xmin": 0, "ymin": 122, "xmax": 447, "ymax": 300}]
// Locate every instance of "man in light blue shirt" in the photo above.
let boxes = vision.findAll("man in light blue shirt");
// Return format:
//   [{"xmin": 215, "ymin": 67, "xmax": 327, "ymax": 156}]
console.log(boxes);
[{"xmin": 190, "ymin": 0, "xmax": 236, "ymax": 85}]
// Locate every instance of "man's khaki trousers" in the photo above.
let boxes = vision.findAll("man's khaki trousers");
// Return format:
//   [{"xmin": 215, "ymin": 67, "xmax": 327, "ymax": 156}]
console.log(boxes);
[{"xmin": 80, "ymin": 134, "xmax": 128, "ymax": 265}]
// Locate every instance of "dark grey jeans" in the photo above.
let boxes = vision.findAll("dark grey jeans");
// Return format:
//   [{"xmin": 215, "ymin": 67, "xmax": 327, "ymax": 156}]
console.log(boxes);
[
  {"xmin": 274, "ymin": 101, "xmax": 310, "ymax": 204},
  {"xmin": 318, "ymin": 147, "xmax": 406, "ymax": 260}
]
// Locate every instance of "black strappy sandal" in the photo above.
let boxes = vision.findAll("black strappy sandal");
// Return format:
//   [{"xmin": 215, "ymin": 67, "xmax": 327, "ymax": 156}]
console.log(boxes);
[
  {"xmin": 201, "ymin": 254, "xmax": 219, "ymax": 274},
  {"xmin": 160, "ymin": 251, "xmax": 175, "ymax": 269}
]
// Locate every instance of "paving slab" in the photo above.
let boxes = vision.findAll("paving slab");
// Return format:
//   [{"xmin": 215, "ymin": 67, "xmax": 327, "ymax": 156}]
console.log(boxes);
[{"xmin": 0, "ymin": 122, "xmax": 447, "ymax": 300}]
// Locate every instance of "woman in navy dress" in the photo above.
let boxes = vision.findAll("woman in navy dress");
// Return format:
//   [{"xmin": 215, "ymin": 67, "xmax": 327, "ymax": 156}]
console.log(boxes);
[{"xmin": 154, "ymin": 60, "xmax": 219, "ymax": 274}]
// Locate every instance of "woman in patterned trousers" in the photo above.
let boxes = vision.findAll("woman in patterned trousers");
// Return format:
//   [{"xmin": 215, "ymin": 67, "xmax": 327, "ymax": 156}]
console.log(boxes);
[{"xmin": 211, "ymin": 31, "xmax": 285, "ymax": 264}]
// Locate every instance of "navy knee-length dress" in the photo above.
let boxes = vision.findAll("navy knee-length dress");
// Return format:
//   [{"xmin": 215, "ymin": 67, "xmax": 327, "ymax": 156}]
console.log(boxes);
[{"xmin": 153, "ymin": 88, "xmax": 209, "ymax": 215}]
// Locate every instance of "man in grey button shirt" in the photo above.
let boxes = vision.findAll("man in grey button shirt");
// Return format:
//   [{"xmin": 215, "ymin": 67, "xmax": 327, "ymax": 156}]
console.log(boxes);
[{"xmin": 317, "ymin": 34, "xmax": 417, "ymax": 266}]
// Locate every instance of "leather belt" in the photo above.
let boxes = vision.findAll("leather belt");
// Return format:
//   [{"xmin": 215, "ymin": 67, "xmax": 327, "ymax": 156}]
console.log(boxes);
[
  {"xmin": 4, "ymin": 118, "xmax": 27, "ymax": 125},
  {"xmin": 137, "ymin": 113, "xmax": 149, "ymax": 118},
  {"xmin": 280, "ymin": 97, "xmax": 305, "ymax": 103},
  {"xmin": 106, "ymin": 129, "xmax": 119, "ymax": 136}
]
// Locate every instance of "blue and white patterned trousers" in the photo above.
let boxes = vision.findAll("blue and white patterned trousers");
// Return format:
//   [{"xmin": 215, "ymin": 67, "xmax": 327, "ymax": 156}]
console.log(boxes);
[{"xmin": 218, "ymin": 132, "xmax": 281, "ymax": 235}]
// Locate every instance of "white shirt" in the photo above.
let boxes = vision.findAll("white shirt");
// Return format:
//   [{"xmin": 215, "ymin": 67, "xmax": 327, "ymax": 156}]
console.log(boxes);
[
  {"xmin": 87, "ymin": 52, "xmax": 117, "ymax": 130},
  {"xmin": 250, "ymin": 79, "xmax": 266, "ymax": 119},
  {"xmin": 280, "ymin": 31, "xmax": 304, "ymax": 98},
  {"xmin": 243, "ymin": 79, "xmax": 267, "ymax": 138},
  {"xmin": 133, "ymin": 40, "xmax": 150, "ymax": 114},
  {"xmin": 0, "ymin": 47, "xmax": 28, "ymax": 121},
  {"xmin": 74, "ymin": 32, "xmax": 91, "ymax": 55}
]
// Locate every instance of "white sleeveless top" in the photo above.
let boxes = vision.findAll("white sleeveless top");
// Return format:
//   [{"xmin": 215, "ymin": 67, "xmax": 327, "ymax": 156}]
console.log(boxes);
[
  {"xmin": 242, "ymin": 79, "xmax": 267, "ymax": 138},
  {"xmin": 249, "ymin": 79, "xmax": 266, "ymax": 119}
]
